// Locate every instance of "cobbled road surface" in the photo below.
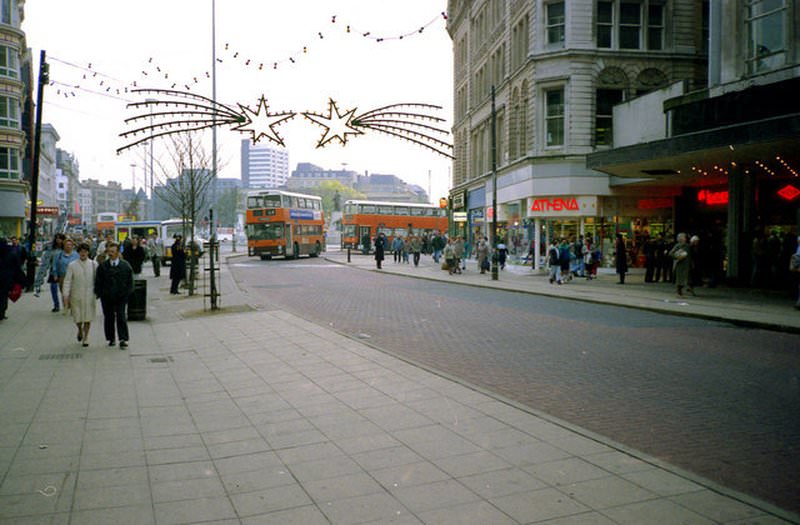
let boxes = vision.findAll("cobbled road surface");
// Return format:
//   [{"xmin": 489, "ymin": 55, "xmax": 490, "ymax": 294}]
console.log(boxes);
[{"xmin": 230, "ymin": 257, "xmax": 800, "ymax": 514}]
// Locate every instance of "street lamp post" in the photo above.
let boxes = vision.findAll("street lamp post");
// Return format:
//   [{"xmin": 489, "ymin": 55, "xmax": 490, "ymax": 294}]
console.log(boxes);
[{"xmin": 491, "ymin": 85, "xmax": 498, "ymax": 281}]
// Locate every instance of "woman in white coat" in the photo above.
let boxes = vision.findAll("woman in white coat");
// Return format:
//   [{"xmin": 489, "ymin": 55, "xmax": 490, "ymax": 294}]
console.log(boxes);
[{"xmin": 63, "ymin": 242, "xmax": 98, "ymax": 347}]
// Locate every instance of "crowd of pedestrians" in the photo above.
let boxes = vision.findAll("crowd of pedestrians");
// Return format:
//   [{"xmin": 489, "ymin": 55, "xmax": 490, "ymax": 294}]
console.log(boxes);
[{"xmin": 0, "ymin": 230, "xmax": 197, "ymax": 345}]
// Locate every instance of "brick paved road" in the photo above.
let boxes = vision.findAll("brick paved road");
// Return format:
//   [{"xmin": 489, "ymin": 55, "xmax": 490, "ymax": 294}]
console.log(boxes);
[{"xmin": 231, "ymin": 258, "xmax": 800, "ymax": 514}]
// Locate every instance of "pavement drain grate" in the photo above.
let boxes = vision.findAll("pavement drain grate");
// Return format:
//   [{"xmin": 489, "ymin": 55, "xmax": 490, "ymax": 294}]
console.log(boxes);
[
  {"xmin": 147, "ymin": 357, "xmax": 174, "ymax": 363},
  {"xmin": 39, "ymin": 353, "xmax": 83, "ymax": 360}
]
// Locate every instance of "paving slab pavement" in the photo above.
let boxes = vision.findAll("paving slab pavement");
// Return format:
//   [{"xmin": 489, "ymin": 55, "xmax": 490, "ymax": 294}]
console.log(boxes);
[
  {"xmin": 0, "ymin": 256, "xmax": 797, "ymax": 524},
  {"xmin": 324, "ymin": 250, "xmax": 800, "ymax": 334}
]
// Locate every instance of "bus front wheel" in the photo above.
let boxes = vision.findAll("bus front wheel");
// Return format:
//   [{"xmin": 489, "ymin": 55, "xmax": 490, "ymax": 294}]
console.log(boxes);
[{"xmin": 310, "ymin": 241, "xmax": 321, "ymax": 258}]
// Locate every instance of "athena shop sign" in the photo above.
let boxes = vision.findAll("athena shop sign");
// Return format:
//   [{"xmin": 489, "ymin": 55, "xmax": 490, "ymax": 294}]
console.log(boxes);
[{"xmin": 527, "ymin": 196, "xmax": 598, "ymax": 217}]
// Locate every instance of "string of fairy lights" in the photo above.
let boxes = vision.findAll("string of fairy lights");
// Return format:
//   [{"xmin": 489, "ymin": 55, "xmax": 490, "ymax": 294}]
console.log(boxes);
[{"xmin": 45, "ymin": 11, "xmax": 449, "ymax": 102}]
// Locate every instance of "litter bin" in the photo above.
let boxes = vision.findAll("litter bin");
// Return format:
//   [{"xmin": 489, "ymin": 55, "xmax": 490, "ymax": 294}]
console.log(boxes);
[{"xmin": 128, "ymin": 278, "xmax": 147, "ymax": 321}]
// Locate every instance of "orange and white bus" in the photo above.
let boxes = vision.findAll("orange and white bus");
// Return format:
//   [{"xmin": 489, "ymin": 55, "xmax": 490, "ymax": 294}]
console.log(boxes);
[
  {"xmin": 95, "ymin": 212, "xmax": 118, "ymax": 236},
  {"xmin": 246, "ymin": 190, "xmax": 325, "ymax": 260},
  {"xmin": 341, "ymin": 200, "xmax": 448, "ymax": 250}
]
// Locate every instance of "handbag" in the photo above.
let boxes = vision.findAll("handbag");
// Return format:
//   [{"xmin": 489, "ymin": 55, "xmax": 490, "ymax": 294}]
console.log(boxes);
[
  {"xmin": 8, "ymin": 283, "xmax": 22, "ymax": 302},
  {"xmin": 674, "ymin": 249, "xmax": 688, "ymax": 261}
]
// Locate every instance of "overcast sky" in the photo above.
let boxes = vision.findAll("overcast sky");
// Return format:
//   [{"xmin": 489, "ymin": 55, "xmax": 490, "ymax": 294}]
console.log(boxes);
[{"xmin": 24, "ymin": 0, "xmax": 453, "ymax": 203}]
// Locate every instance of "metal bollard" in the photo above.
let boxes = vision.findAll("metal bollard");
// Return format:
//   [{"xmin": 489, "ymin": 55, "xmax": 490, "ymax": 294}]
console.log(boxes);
[{"xmin": 347, "ymin": 247, "xmax": 351, "ymax": 263}]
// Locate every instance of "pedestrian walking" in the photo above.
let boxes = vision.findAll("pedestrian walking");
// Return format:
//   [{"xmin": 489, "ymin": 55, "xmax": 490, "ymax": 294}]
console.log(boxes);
[
  {"xmin": 374, "ymin": 232, "xmax": 386, "ymax": 269},
  {"xmin": 170, "ymin": 237, "xmax": 186, "ymax": 294},
  {"xmin": 0, "ymin": 237, "xmax": 25, "ymax": 321},
  {"xmin": 497, "ymin": 241, "xmax": 508, "ymax": 270},
  {"xmin": 444, "ymin": 239, "xmax": 456, "ymax": 275},
  {"xmin": 392, "ymin": 235, "xmax": 404, "ymax": 263},
  {"xmin": 644, "ymin": 235, "xmax": 657, "ymax": 283},
  {"xmin": 149, "ymin": 233, "xmax": 164, "ymax": 277},
  {"xmin": 34, "ymin": 234, "xmax": 65, "ymax": 308},
  {"xmin": 559, "ymin": 239, "xmax": 571, "ymax": 282},
  {"xmin": 431, "ymin": 232, "xmax": 444, "ymax": 263},
  {"xmin": 8, "ymin": 236, "xmax": 28, "ymax": 287},
  {"xmin": 614, "ymin": 234, "xmax": 628, "ymax": 284},
  {"xmin": 63, "ymin": 242, "xmax": 97, "ymax": 347},
  {"xmin": 669, "ymin": 233, "xmax": 695, "ymax": 297},
  {"xmin": 689, "ymin": 235, "xmax": 702, "ymax": 288},
  {"xmin": 55, "ymin": 238, "xmax": 79, "ymax": 310},
  {"xmin": 94, "ymin": 242, "xmax": 133, "ymax": 348},
  {"xmin": 125, "ymin": 236, "xmax": 147, "ymax": 276},
  {"xmin": 409, "ymin": 235, "xmax": 422, "ymax": 267},
  {"xmin": 453, "ymin": 236, "xmax": 465, "ymax": 274},
  {"xmin": 547, "ymin": 241, "xmax": 561, "ymax": 284}
]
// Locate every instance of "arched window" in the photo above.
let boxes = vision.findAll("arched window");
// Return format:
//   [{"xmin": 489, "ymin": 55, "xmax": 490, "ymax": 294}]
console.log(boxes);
[
  {"xmin": 508, "ymin": 88, "xmax": 520, "ymax": 159},
  {"xmin": 636, "ymin": 68, "xmax": 668, "ymax": 96},
  {"xmin": 519, "ymin": 80, "xmax": 529, "ymax": 156}
]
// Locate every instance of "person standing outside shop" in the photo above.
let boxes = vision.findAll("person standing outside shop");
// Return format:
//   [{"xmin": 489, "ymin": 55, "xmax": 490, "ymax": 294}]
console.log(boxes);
[
  {"xmin": 789, "ymin": 236, "xmax": 800, "ymax": 310},
  {"xmin": 94, "ymin": 242, "xmax": 133, "ymax": 348},
  {"xmin": 169, "ymin": 236, "xmax": 186, "ymax": 295},
  {"xmin": 374, "ymin": 232, "xmax": 386, "ymax": 269},
  {"xmin": 476, "ymin": 237, "xmax": 490, "ymax": 274},
  {"xmin": 669, "ymin": 233, "xmax": 694, "ymax": 297},
  {"xmin": 614, "ymin": 234, "xmax": 628, "ymax": 284},
  {"xmin": 63, "ymin": 242, "xmax": 97, "ymax": 347},
  {"xmin": 148, "ymin": 233, "xmax": 164, "ymax": 277}
]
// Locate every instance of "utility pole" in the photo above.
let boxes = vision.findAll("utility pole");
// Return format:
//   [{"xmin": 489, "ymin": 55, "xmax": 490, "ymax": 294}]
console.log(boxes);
[
  {"xmin": 26, "ymin": 50, "xmax": 48, "ymax": 291},
  {"xmin": 491, "ymin": 86, "xmax": 498, "ymax": 281}
]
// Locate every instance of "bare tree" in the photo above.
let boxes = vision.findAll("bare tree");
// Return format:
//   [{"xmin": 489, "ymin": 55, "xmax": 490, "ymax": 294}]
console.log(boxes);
[{"xmin": 153, "ymin": 132, "xmax": 216, "ymax": 296}]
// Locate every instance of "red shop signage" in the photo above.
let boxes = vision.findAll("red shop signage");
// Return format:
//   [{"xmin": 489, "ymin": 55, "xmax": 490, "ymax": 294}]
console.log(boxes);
[
  {"xmin": 697, "ymin": 189, "xmax": 729, "ymax": 206},
  {"xmin": 530, "ymin": 197, "xmax": 579, "ymax": 212}
]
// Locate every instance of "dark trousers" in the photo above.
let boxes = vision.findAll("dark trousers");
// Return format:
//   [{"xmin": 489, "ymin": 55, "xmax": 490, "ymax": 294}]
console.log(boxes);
[
  {"xmin": 170, "ymin": 277, "xmax": 181, "ymax": 294},
  {"xmin": 152, "ymin": 256, "xmax": 161, "ymax": 277},
  {"xmin": 413, "ymin": 252, "xmax": 420, "ymax": 266},
  {"xmin": 101, "ymin": 297, "xmax": 129, "ymax": 343}
]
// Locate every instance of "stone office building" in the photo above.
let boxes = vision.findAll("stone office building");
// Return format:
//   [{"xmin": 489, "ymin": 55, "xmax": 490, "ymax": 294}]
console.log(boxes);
[{"xmin": 447, "ymin": 0, "xmax": 707, "ymax": 267}]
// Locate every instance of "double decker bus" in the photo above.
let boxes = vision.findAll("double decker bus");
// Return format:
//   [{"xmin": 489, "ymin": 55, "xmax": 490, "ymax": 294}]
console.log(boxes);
[
  {"xmin": 95, "ymin": 212, "xmax": 118, "ymax": 236},
  {"xmin": 341, "ymin": 200, "xmax": 448, "ymax": 250},
  {"xmin": 246, "ymin": 190, "xmax": 324, "ymax": 260}
]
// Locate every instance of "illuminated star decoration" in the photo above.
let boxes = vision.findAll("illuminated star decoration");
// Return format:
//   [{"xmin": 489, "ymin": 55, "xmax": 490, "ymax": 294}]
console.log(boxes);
[
  {"xmin": 302, "ymin": 98, "xmax": 363, "ymax": 147},
  {"xmin": 233, "ymin": 95, "xmax": 296, "ymax": 146},
  {"xmin": 305, "ymin": 99, "xmax": 453, "ymax": 159},
  {"xmin": 116, "ymin": 89, "xmax": 294, "ymax": 153}
]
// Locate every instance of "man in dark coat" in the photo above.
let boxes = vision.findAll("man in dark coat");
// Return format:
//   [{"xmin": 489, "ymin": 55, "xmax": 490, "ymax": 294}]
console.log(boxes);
[
  {"xmin": 125, "ymin": 236, "xmax": 147, "ymax": 275},
  {"xmin": 615, "ymin": 233, "xmax": 628, "ymax": 284},
  {"xmin": 0, "ymin": 238, "xmax": 25, "ymax": 321},
  {"xmin": 169, "ymin": 236, "xmax": 186, "ymax": 294},
  {"xmin": 374, "ymin": 233, "xmax": 386, "ymax": 269},
  {"xmin": 94, "ymin": 242, "xmax": 134, "ymax": 348}
]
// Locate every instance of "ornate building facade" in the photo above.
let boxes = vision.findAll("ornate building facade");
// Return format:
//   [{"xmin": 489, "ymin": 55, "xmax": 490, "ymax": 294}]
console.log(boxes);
[
  {"xmin": 0, "ymin": 0, "xmax": 29, "ymax": 238},
  {"xmin": 447, "ymin": 0, "xmax": 707, "ymax": 267}
]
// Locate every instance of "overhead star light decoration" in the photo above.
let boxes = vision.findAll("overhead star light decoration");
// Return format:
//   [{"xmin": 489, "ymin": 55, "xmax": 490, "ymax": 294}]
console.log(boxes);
[
  {"xmin": 304, "ymin": 99, "xmax": 453, "ymax": 158},
  {"xmin": 303, "ymin": 98, "xmax": 363, "ymax": 146},
  {"xmin": 117, "ymin": 89, "xmax": 452, "ymax": 159},
  {"xmin": 233, "ymin": 95, "xmax": 295, "ymax": 146},
  {"xmin": 117, "ymin": 89, "xmax": 294, "ymax": 153}
]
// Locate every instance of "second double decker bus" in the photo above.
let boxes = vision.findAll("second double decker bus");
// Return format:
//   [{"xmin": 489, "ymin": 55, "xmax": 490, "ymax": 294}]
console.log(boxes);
[
  {"xmin": 341, "ymin": 200, "xmax": 448, "ymax": 251},
  {"xmin": 246, "ymin": 190, "xmax": 325, "ymax": 259}
]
